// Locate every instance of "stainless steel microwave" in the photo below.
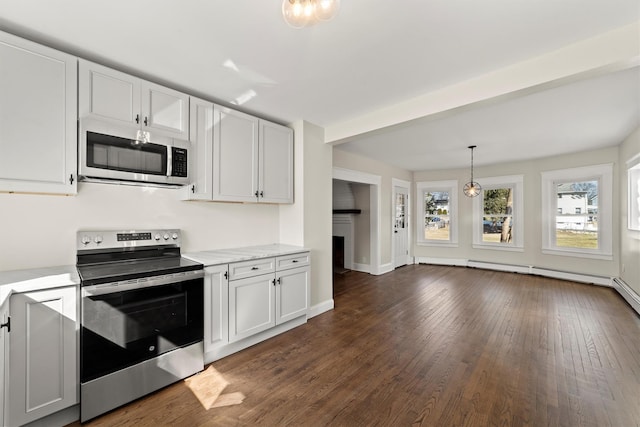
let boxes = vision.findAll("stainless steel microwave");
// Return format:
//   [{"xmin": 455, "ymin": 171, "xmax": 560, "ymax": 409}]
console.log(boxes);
[{"xmin": 79, "ymin": 119, "xmax": 190, "ymax": 187}]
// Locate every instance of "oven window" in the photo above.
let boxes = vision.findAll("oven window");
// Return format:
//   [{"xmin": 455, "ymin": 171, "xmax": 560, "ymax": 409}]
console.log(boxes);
[
  {"xmin": 87, "ymin": 131, "xmax": 167, "ymax": 176},
  {"xmin": 81, "ymin": 278, "xmax": 203, "ymax": 383}
]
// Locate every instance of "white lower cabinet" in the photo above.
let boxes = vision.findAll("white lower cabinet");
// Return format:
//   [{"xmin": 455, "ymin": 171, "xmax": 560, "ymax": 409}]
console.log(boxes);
[
  {"xmin": 229, "ymin": 273, "xmax": 276, "ymax": 342},
  {"xmin": 7, "ymin": 286, "xmax": 77, "ymax": 426},
  {"xmin": 276, "ymin": 266, "xmax": 309, "ymax": 325},
  {"xmin": 204, "ymin": 265, "xmax": 229, "ymax": 353},
  {"xmin": 203, "ymin": 251, "xmax": 309, "ymax": 359}
]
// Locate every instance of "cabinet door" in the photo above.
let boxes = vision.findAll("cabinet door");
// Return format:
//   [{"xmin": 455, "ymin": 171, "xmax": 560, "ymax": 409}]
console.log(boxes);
[
  {"xmin": 183, "ymin": 97, "xmax": 214, "ymax": 200},
  {"xmin": 0, "ymin": 31, "xmax": 77, "ymax": 194},
  {"xmin": 212, "ymin": 106, "xmax": 259, "ymax": 202},
  {"xmin": 229, "ymin": 274, "xmax": 275, "ymax": 342},
  {"xmin": 8, "ymin": 287, "xmax": 77, "ymax": 426},
  {"xmin": 259, "ymin": 120, "xmax": 294, "ymax": 203},
  {"xmin": 204, "ymin": 265, "xmax": 229, "ymax": 352},
  {"xmin": 141, "ymin": 81, "xmax": 189, "ymax": 139},
  {"xmin": 78, "ymin": 59, "xmax": 140, "ymax": 126},
  {"xmin": 276, "ymin": 266, "xmax": 309, "ymax": 324}
]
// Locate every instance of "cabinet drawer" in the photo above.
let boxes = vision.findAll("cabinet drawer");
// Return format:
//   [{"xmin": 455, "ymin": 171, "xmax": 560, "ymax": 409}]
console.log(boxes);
[
  {"xmin": 229, "ymin": 257, "xmax": 275, "ymax": 281},
  {"xmin": 276, "ymin": 252, "xmax": 310, "ymax": 270}
]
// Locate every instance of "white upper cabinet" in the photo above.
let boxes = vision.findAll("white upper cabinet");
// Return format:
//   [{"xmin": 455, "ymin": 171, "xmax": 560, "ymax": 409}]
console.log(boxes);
[
  {"xmin": 183, "ymin": 97, "xmax": 214, "ymax": 200},
  {"xmin": 212, "ymin": 106, "xmax": 260, "ymax": 202},
  {"xmin": 208, "ymin": 105, "xmax": 293, "ymax": 203},
  {"xmin": 79, "ymin": 59, "xmax": 189, "ymax": 140},
  {"xmin": 0, "ymin": 30, "xmax": 77, "ymax": 194},
  {"xmin": 260, "ymin": 120, "xmax": 294, "ymax": 204}
]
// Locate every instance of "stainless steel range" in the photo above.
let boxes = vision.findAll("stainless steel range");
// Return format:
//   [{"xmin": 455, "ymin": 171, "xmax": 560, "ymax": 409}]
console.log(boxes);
[{"xmin": 76, "ymin": 229, "xmax": 204, "ymax": 422}]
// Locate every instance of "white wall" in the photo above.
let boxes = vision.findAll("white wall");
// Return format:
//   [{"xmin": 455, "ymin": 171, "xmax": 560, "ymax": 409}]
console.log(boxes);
[
  {"xmin": 300, "ymin": 121, "xmax": 333, "ymax": 307},
  {"xmin": 0, "ymin": 183, "xmax": 280, "ymax": 271},
  {"xmin": 620, "ymin": 127, "xmax": 640, "ymax": 295},
  {"xmin": 413, "ymin": 146, "xmax": 621, "ymax": 278}
]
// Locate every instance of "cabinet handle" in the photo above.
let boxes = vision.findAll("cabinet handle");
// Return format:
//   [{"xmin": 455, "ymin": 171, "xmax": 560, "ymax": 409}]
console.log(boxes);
[
  {"xmin": 277, "ymin": 277, "xmax": 282, "ymax": 284},
  {"xmin": 135, "ymin": 114, "xmax": 140, "ymax": 124},
  {"xmin": 254, "ymin": 191, "xmax": 259, "ymax": 197},
  {"xmin": 224, "ymin": 271, "xmax": 228, "ymax": 280},
  {"xmin": 251, "ymin": 266, "xmax": 259, "ymax": 270},
  {"xmin": 191, "ymin": 185, "xmax": 195, "ymax": 193},
  {"xmin": 292, "ymin": 259, "xmax": 298, "ymax": 263},
  {"xmin": 1, "ymin": 317, "xmax": 10, "ymax": 333},
  {"xmin": 144, "ymin": 116, "xmax": 148, "ymax": 126},
  {"xmin": 272, "ymin": 279, "xmax": 276, "ymax": 286},
  {"xmin": 69, "ymin": 174, "xmax": 74, "ymax": 185},
  {"xmin": 260, "ymin": 191, "xmax": 264, "ymax": 198}
]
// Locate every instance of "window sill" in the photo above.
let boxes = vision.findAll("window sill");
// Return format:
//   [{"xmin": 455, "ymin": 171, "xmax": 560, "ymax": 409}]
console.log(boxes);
[
  {"xmin": 417, "ymin": 241, "xmax": 458, "ymax": 248},
  {"xmin": 541, "ymin": 248, "xmax": 613, "ymax": 261}
]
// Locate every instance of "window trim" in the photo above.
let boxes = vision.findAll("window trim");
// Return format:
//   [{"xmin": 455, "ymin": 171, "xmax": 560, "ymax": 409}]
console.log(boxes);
[
  {"xmin": 472, "ymin": 175, "xmax": 524, "ymax": 252},
  {"xmin": 541, "ymin": 163, "xmax": 613, "ymax": 260},
  {"xmin": 416, "ymin": 180, "xmax": 458, "ymax": 247},
  {"xmin": 627, "ymin": 153, "xmax": 640, "ymax": 231}
]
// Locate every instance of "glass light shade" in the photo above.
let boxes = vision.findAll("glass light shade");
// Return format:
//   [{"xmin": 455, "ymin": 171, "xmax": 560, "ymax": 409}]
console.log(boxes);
[
  {"xmin": 282, "ymin": 0, "xmax": 311, "ymax": 28},
  {"xmin": 314, "ymin": 0, "xmax": 340, "ymax": 21}
]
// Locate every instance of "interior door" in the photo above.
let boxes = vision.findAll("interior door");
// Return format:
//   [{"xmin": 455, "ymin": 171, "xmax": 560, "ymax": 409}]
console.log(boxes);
[{"xmin": 394, "ymin": 186, "xmax": 410, "ymax": 268}]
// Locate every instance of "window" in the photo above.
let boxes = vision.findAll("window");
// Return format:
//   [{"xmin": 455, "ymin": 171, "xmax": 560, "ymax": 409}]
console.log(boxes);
[
  {"xmin": 472, "ymin": 175, "xmax": 524, "ymax": 250},
  {"xmin": 541, "ymin": 164, "xmax": 612, "ymax": 259},
  {"xmin": 628, "ymin": 153, "xmax": 640, "ymax": 231},
  {"xmin": 416, "ymin": 180, "xmax": 458, "ymax": 246}
]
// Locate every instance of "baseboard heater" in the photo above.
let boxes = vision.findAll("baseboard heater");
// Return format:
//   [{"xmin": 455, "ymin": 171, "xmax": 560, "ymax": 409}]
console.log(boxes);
[
  {"xmin": 417, "ymin": 257, "xmax": 613, "ymax": 286},
  {"xmin": 613, "ymin": 277, "xmax": 640, "ymax": 316}
]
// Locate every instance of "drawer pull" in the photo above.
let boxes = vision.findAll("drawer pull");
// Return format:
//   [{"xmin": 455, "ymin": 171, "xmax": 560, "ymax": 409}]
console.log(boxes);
[
  {"xmin": 251, "ymin": 266, "xmax": 259, "ymax": 270},
  {"xmin": 292, "ymin": 259, "xmax": 299, "ymax": 263}
]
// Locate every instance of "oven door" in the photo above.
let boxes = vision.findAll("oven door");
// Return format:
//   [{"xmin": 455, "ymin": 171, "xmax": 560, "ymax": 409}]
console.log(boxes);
[{"xmin": 80, "ymin": 272, "xmax": 204, "ymax": 384}]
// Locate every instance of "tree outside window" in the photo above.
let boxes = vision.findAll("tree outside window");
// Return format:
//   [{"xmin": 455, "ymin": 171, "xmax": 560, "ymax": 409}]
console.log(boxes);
[
  {"xmin": 483, "ymin": 188, "xmax": 513, "ymax": 243},
  {"xmin": 472, "ymin": 175, "xmax": 523, "ymax": 251}
]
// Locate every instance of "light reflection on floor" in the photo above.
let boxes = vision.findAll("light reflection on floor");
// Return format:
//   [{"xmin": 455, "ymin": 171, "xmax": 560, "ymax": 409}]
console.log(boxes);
[{"xmin": 184, "ymin": 365, "xmax": 245, "ymax": 410}]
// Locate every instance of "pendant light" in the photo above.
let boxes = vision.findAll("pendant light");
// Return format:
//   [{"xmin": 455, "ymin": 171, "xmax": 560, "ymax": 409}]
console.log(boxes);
[{"xmin": 463, "ymin": 145, "xmax": 482, "ymax": 197}]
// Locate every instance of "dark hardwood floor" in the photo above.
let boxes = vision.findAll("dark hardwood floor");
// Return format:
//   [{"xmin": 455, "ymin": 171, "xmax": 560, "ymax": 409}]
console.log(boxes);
[{"xmin": 75, "ymin": 265, "xmax": 640, "ymax": 426}]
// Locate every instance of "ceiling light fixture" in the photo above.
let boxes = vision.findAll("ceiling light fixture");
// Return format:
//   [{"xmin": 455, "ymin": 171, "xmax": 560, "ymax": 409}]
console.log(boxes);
[
  {"xmin": 282, "ymin": 0, "xmax": 340, "ymax": 28},
  {"xmin": 463, "ymin": 145, "xmax": 482, "ymax": 197}
]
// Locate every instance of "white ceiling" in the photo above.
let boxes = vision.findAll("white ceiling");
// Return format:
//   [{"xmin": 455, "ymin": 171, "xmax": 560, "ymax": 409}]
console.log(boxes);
[{"xmin": 0, "ymin": 0, "xmax": 638, "ymax": 171}]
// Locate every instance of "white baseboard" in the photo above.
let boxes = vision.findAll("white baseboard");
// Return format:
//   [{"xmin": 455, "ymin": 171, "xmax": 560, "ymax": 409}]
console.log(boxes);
[
  {"xmin": 613, "ymin": 278, "xmax": 640, "ymax": 316},
  {"xmin": 308, "ymin": 299, "xmax": 334, "ymax": 318},
  {"xmin": 352, "ymin": 262, "xmax": 370, "ymax": 274},
  {"xmin": 377, "ymin": 262, "xmax": 394, "ymax": 275}
]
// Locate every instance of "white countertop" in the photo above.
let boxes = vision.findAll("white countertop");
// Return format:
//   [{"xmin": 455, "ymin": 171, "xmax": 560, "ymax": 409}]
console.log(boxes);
[
  {"xmin": 0, "ymin": 265, "xmax": 80, "ymax": 307},
  {"xmin": 183, "ymin": 243, "xmax": 308, "ymax": 266}
]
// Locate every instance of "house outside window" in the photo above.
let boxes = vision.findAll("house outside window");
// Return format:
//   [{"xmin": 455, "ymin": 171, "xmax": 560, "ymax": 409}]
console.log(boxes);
[
  {"xmin": 416, "ymin": 180, "xmax": 458, "ymax": 247},
  {"xmin": 472, "ymin": 175, "xmax": 524, "ymax": 251},
  {"xmin": 541, "ymin": 164, "xmax": 613, "ymax": 259}
]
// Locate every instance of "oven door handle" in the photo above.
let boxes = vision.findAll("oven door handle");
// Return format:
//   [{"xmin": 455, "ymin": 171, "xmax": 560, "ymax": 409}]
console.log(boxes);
[{"xmin": 82, "ymin": 269, "xmax": 204, "ymax": 297}]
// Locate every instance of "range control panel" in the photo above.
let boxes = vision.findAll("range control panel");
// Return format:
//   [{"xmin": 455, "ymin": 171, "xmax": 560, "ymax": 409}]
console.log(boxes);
[{"xmin": 77, "ymin": 229, "xmax": 181, "ymax": 250}]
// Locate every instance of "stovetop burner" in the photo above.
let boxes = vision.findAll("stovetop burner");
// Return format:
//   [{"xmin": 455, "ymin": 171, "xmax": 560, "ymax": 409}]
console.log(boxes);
[{"xmin": 76, "ymin": 229, "xmax": 203, "ymax": 286}]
